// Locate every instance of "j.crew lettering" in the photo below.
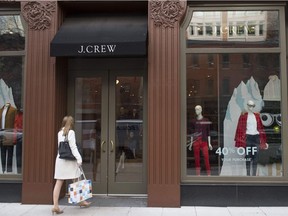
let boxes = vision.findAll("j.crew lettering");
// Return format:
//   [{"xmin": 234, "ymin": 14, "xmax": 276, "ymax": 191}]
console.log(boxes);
[{"xmin": 77, "ymin": 44, "xmax": 116, "ymax": 54}]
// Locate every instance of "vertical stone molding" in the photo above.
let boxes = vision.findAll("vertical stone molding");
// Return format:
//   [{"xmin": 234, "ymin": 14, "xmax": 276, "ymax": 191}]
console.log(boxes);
[
  {"xmin": 22, "ymin": 1, "xmax": 56, "ymax": 30},
  {"xmin": 147, "ymin": 0, "xmax": 187, "ymax": 207},
  {"xmin": 150, "ymin": 0, "xmax": 184, "ymax": 28}
]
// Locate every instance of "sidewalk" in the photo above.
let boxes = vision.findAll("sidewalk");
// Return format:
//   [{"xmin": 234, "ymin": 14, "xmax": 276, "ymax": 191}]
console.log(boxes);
[{"xmin": 1, "ymin": 203, "xmax": 288, "ymax": 216}]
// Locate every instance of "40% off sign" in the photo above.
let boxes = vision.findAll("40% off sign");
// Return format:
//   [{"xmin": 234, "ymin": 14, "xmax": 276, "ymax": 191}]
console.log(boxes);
[{"xmin": 215, "ymin": 147, "xmax": 258, "ymax": 156}]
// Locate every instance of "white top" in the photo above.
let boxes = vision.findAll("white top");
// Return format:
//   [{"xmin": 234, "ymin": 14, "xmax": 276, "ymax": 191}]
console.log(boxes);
[
  {"xmin": 246, "ymin": 113, "xmax": 259, "ymax": 135},
  {"xmin": 263, "ymin": 75, "xmax": 281, "ymax": 101},
  {"xmin": 1, "ymin": 105, "xmax": 9, "ymax": 128},
  {"xmin": 54, "ymin": 129, "xmax": 82, "ymax": 180}
]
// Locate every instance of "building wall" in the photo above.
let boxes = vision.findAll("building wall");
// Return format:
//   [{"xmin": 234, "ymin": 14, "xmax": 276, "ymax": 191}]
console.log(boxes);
[
  {"xmin": 7, "ymin": 0, "xmax": 288, "ymax": 207},
  {"xmin": 147, "ymin": 0, "xmax": 186, "ymax": 207},
  {"xmin": 21, "ymin": 1, "xmax": 65, "ymax": 204},
  {"xmin": 18, "ymin": 0, "xmax": 187, "ymax": 206}
]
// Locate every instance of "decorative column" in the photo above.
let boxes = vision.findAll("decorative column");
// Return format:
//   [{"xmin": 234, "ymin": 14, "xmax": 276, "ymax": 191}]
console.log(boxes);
[
  {"xmin": 148, "ymin": 0, "xmax": 186, "ymax": 207},
  {"xmin": 21, "ymin": 1, "xmax": 61, "ymax": 204}
]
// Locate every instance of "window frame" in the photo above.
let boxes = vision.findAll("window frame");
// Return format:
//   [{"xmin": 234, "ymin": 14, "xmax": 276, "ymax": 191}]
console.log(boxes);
[
  {"xmin": 180, "ymin": 5, "xmax": 288, "ymax": 183},
  {"xmin": 0, "ymin": 10, "xmax": 25, "ymax": 181}
]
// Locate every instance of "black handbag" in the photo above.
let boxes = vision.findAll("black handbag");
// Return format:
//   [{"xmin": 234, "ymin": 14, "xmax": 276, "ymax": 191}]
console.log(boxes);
[{"xmin": 58, "ymin": 135, "xmax": 76, "ymax": 160}]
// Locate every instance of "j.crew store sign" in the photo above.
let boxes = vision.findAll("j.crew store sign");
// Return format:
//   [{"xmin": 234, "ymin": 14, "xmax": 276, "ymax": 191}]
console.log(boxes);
[
  {"xmin": 50, "ymin": 42, "xmax": 146, "ymax": 57},
  {"xmin": 77, "ymin": 44, "xmax": 116, "ymax": 54}
]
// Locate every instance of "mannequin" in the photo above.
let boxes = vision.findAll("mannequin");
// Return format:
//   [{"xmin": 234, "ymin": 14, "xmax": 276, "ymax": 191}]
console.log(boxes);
[
  {"xmin": 128, "ymin": 131, "xmax": 137, "ymax": 158},
  {"xmin": 130, "ymin": 108, "xmax": 139, "ymax": 119},
  {"xmin": 14, "ymin": 108, "xmax": 23, "ymax": 174},
  {"xmin": 116, "ymin": 150, "xmax": 126, "ymax": 174},
  {"xmin": 0, "ymin": 102, "xmax": 17, "ymax": 173},
  {"xmin": 234, "ymin": 100, "xmax": 268, "ymax": 176},
  {"xmin": 118, "ymin": 106, "xmax": 127, "ymax": 120},
  {"xmin": 117, "ymin": 106, "xmax": 127, "ymax": 146},
  {"xmin": 189, "ymin": 105, "xmax": 212, "ymax": 176}
]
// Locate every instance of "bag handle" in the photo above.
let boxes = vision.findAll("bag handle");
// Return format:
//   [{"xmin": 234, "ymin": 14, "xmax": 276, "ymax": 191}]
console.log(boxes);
[
  {"xmin": 79, "ymin": 166, "xmax": 87, "ymax": 180},
  {"xmin": 74, "ymin": 166, "xmax": 87, "ymax": 182},
  {"xmin": 63, "ymin": 129, "xmax": 70, "ymax": 141},
  {"xmin": 64, "ymin": 134, "xmax": 68, "ymax": 142}
]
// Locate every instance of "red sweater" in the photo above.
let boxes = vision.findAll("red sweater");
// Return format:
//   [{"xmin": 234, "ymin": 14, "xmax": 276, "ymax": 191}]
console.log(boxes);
[
  {"xmin": 234, "ymin": 112, "xmax": 267, "ymax": 149},
  {"xmin": 13, "ymin": 111, "xmax": 23, "ymax": 143}
]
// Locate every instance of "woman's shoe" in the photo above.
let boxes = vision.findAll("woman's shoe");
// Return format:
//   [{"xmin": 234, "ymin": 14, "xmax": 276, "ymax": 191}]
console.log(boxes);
[
  {"xmin": 51, "ymin": 207, "xmax": 64, "ymax": 215},
  {"xmin": 79, "ymin": 201, "xmax": 91, "ymax": 208}
]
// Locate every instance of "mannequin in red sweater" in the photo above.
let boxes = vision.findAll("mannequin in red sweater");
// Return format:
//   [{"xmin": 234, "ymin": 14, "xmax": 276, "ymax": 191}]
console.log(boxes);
[{"xmin": 234, "ymin": 100, "xmax": 268, "ymax": 176}]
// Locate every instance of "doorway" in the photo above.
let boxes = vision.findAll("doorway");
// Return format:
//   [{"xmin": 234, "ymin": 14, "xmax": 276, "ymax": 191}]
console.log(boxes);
[{"xmin": 68, "ymin": 58, "xmax": 147, "ymax": 195}]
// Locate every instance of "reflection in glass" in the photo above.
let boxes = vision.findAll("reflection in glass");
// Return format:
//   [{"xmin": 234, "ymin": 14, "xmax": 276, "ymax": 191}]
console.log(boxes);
[
  {"xmin": 0, "ymin": 56, "xmax": 24, "ymax": 175},
  {"xmin": 186, "ymin": 53, "xmax": 282, "ymax": 177},
  {"xmin": 186, "ymin": 11, "xmax": 279, "ymax": 48},
  {"xmin": 115, "ymin": 76, "xmax": 143, "ymax": 182},
  {"xmin": 0, "ymin": 15, "xmax": 25, "ymax": 51},
  {"xmin": 75, "ymin": 78, "xmax": 102, "ymax": 182}
]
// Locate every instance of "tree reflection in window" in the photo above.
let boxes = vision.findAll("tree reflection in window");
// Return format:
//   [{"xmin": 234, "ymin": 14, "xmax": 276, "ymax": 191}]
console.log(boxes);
[{"xmin": 0, "ymin": 15, "xmax": 25, "ymax": 51}]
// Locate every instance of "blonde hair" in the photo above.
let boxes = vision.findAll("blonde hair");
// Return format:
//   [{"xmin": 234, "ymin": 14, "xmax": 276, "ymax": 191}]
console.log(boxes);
[{"xmin": 61, "ymin": 116, "xmax": 74, "ymax": 136}]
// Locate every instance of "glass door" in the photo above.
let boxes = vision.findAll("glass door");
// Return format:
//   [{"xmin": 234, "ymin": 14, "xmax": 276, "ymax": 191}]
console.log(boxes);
[
  {"xmin": 69, "ymin": 59, "xmax": 146, "ymax": 195},
  {"xmin": 108, "ymin": 73, "xmax": 145, "ymax": 194}
]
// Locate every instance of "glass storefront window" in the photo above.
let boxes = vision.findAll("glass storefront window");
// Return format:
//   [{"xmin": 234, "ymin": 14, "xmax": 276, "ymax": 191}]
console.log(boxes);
[
  {"xmin": 186, "ymin": 53, "xmax": 281, "ymax": 177},
  {"xmin": 183, "ymin": 7, "xmax": 285, "ymax": 179},
  {"xmin": 0, "ymin": 15, "xmax": 25, "ymax": 51},
  {"xmin": 0, "ymin": 56, "xmax": 24, "ymax": 175},
  {"xmin": 0, "ymin": 14, "xmax": 25, "ymax": 176},
  {"xmin": 186, "ymin": 11, "xmax": 279, "ymax": 48}
]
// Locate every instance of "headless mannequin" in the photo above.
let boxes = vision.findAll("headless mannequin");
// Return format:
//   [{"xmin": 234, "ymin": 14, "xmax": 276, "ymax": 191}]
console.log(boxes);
[
  {"xmin": 14, "ymin": 108, "xmax": 23, "ymax": 174},
  {"xmin": 0, "ymin": 102, "xmax": 17, "ymax": 173},
  {"xmin": 190, "ymin": 105, "xmax": 212, "ymax": 176},
  {"xmin": 128, "ymin": 131, "xmax": 137, "ymax": 158},
  {"xmin": 131, "ymin": 108, "xmax": 139, "ymax": 119}
]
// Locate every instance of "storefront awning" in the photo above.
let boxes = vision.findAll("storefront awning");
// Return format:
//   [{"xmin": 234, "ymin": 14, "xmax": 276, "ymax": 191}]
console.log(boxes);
[{"xmin": 50, "ymin": 15, "xmax": 147, "ymax": 57}]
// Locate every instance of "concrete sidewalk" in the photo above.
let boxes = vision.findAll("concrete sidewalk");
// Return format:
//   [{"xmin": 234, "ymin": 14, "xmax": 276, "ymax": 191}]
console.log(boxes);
[{"xmin": 1, "ymin": 203, "xmax": 288, "ymax": 216}]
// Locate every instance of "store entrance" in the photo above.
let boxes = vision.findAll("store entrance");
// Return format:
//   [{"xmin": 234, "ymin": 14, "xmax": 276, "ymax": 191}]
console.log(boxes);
[{"xmin": 68, "ymin": 58, "xmax": 147, "ymax": 195}]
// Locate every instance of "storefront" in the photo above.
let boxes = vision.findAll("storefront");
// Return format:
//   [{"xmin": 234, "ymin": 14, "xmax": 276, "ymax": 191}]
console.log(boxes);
[
  {"xmin": 0, "ymin": 0, "xmax": 287, "ymax": 207},
  {"xmin": 181, "ymin": 4, "xmax": 288, "ymax": 206}
]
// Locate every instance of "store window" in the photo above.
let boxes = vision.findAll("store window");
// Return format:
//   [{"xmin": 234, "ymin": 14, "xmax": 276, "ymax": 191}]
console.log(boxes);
[
  {"xmin": 0, "ymin": 14, "xmax": 25, "ymax": 176},
  {"xmin": 183, "ymin": 8, "xmax": 285, "ymax": 178},
  {"xmin": 186, "ymin": 11, "xmax": 279, "ymax": 48}
]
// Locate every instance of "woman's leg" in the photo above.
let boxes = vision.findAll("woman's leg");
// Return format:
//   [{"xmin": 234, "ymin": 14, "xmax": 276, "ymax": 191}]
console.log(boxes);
[{"xmin": 53, "ymin": 179, "xmax": 64, "ymax": 209}]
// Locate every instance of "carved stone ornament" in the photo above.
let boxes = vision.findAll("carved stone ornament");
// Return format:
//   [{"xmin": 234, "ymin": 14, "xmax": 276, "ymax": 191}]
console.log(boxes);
[
  {"xmin": 150, "ymin": 0, "xmax": 184, "ymax": 28},
  {"xmin": 22, "ymin": 1, "xmax": 56, "ymax": 30}
]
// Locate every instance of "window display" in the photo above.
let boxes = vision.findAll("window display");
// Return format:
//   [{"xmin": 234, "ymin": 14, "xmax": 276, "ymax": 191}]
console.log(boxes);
[
  {"xmin": 0, "ymin": 56, "xmax": 24, "ymax": 175},
  {"xmin": 186, "ymin": 53, "xmax": 281, "ymax": 177},
  {"xmin": 0, "ymin": 14, "xmax": 25, "ymax": 176},
  {"xmin": 184, "ymin": 9, "xmax": 283, "ymax": 178}
]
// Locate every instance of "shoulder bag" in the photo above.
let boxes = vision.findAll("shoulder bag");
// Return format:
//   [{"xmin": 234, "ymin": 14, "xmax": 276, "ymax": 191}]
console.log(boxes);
[{"xmin": 58, "ymin": 134, "xmax": 76, "ymax": 160}]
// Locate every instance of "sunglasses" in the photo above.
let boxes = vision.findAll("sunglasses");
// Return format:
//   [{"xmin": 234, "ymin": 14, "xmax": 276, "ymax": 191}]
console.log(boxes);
[
  {"xmin": 260, "ymin": 113, "xmax": 281, "ymax": 127},
  {"xmin": 247, "ymin": 104, "xmax": 255, "ymax": 108}
]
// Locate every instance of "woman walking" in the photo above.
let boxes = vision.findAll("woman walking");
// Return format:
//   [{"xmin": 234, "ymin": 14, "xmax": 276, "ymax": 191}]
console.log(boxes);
[{"xmin": 52, "ymin": 116, "xmax": 91, "ymax": 214}]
